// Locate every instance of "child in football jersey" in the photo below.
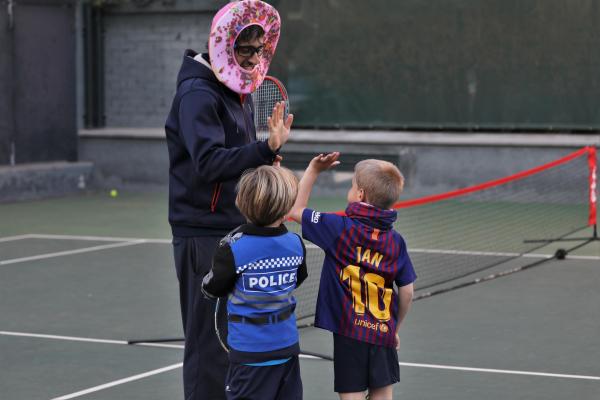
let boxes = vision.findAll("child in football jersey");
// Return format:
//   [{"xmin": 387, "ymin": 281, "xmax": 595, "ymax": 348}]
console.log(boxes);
[
  {"xmin": 288, "ymin": 153, "xmax": 416, "ymax": 400},
  {"xmin": 202, "ymin": 165, "xmax": 307, "ymax": 400}
]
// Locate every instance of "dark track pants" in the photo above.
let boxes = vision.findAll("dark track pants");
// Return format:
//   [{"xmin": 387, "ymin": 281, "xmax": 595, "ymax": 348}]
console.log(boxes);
[{"xmin": 173, "ymin": 236, "xmax": 229, "ymax": 400}]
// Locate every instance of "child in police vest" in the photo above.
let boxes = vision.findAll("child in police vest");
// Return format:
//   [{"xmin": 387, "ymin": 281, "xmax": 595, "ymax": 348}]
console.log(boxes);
[
  {"xmin": 202, "ymin": 165, "xmax": 306, "ymax": 400},
  {"xmin": 288, "ymin": 153, "xmax": 416, "ymax": 400}
]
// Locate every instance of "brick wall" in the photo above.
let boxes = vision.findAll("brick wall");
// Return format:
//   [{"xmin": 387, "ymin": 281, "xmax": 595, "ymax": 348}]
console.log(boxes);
[{"xmin": 103, "ymin": 12, "xmax": 212, "ymax": 127}]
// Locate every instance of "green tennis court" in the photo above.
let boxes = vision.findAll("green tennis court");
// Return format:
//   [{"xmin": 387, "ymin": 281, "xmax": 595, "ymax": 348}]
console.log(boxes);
[
  {"xmin": 3, "ymin": 2, "xmax": 600, "ymax": 399},
  {"xmin": 1, "ymin": 187, "xmax": 599, "ymax": 399}
]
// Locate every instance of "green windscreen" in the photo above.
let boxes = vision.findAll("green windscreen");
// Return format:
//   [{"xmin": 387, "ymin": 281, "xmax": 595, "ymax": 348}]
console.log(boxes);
[{"xmin": 268, "ymin": 0, "xmax": 600, "ymax": 130}]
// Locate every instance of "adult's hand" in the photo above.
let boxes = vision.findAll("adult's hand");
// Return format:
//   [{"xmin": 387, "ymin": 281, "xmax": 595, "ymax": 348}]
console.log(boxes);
[{"xmin": 267, "ymin": 101, "xmax": 293, "ymax": 152}]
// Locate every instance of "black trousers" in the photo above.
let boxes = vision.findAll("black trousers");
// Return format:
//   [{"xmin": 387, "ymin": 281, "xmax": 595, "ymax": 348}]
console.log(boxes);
[
  {"xmin": 173, "ymin": 236, "xmax": 229, "ymax": 400},
  {"xmin": 225, "ymin": 356, "xmax": 303, "ymax": 400}
]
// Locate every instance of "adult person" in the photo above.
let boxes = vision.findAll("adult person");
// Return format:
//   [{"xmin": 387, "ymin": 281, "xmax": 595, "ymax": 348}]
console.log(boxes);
[{"xmin": 164, "ymin": 2, "xmax": 291, "ymax": 399}]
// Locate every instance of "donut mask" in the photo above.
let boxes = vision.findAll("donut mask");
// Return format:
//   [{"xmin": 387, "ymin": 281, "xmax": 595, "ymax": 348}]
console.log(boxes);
[{"xmin": 209, "ymin": 0, "xmax": 281, "ymax": 94}]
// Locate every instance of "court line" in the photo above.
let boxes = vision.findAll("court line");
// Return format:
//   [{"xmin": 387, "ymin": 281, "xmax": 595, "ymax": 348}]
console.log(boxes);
[
  {"xmin": 5, "ymin": 233, "xmax": 597, "ymax": 261},
  {"xmin": 305, "ymin": 243, "xmax": 542, "ymax": 259},
  {"xmin": 398, "ymin": 361, "xmax": 600, "ymax": 381},
  {"xmin": 566, "ymin": 254, "xmax": 600, "ymax": 260},
  {"xmin": 0, "ymin": 331, "xmax": 183, "ymax": 349},
  {"xmin": 27, "ymin": 233, "xmax": 171, "ymax": 244},
  {"xmin": 11, "ymin": 234, "xmax": 555, "ymax": 259},
  {"xmin": 50, "ymin": 363, "xmax": 183, "ymax": 400},
  {"xmin": 411, "ymin": 248, "xmax": 535, "ymax": 258},
  {"xmin": 0, "ymin": 233, "xmax": 600, "ymax": 266},
  {"xmin": 2, "ymin": 331, "xmax": 599, "ymax": 382},
  {"xmin": 0, "ymin": 234, "xmax": 34, "ymax": 243},
  {"xmin": 311, "ymin": 244, "xmax": 599, "ymax": 261},
  {"xmin": 0, "ymin": 241, "xmax": 146, "ymax": 266},
  {"xmin": 410, "ymin": 248, "xmax": 599, "ymax": 261}
]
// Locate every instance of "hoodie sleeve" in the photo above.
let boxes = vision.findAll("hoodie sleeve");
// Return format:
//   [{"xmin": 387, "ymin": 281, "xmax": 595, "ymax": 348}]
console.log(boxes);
[{"xmin": 178, "ymin": 89, "xmax": 277, "ymax": 183}]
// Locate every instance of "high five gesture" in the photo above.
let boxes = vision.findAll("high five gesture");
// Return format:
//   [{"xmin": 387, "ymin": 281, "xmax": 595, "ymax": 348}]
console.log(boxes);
[{"xmin": 267, "ymin": 101, "xmax": 294, "ymax": 152}]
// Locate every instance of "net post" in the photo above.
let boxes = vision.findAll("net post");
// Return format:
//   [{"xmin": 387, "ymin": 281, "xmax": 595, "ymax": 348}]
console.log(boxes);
[{"xmin": 587, "ymin": 146, "xmax": 597, "ymax": 227}]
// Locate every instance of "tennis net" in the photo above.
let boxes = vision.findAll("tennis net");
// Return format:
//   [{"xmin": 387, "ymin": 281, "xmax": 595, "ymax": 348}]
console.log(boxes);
[{"xmin": 291, "ymin": 146, "xmax": 597, "ymax": 321}]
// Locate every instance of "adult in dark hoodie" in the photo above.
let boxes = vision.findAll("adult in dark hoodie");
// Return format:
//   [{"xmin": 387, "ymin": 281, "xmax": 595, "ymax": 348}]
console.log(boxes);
[{"xmin": 165, "ymin": 23, "xmax": 292, "ymax": 400}]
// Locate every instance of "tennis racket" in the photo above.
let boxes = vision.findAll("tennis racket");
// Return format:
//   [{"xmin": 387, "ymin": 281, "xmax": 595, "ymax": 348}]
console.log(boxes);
[
  {"xmin": 214, "ymin": 297, "xmax": 229, "ymax": 353},
  {"xmin": 252, "ymin": 76, "xmax": 289, "ymax": 141}
]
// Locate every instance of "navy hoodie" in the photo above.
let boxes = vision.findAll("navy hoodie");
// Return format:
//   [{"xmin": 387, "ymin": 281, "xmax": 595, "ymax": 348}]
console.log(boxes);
[{"xmin": 165, "ymin": 50, "xmax": 278, "ymax": 237}]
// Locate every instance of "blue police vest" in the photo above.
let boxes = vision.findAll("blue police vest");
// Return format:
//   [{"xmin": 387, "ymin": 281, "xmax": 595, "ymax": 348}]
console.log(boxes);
[{"xmin": 227, "ymin": 231, "xmax": 304, "ymax": 353}]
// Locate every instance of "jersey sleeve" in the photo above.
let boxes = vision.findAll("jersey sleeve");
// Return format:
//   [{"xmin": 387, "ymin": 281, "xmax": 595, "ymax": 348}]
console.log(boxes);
[
  {"xmin": 301, "ymin": 208, "xmax": 345, "ymax": 251},
  {"xmin": 394, "ymin": 236, "xmax": 417, "ymax": 287},
  {"xmin": 296, "ymin": 235, "xmax": 308, "ymax": 288}
]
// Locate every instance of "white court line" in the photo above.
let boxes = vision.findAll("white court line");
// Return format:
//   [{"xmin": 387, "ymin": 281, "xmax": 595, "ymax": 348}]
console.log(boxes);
[
  {"xmin": 306, "ymin": 242, "xmax": 542, "ymax": 259},
  {"xmin": 50, "ymin": 363, "xmax": 183, "ymax": 400},
  {"xmin": 0, "ymin": 240, "xmax": 145, "ymax": 266},
  {"xmin": 0, "ymin": 331, "xmax": 185, "ymax": 399},
  {"xmin": 566, "ymin": 254, "xmax": 600, "ymax": 261},
  {"xmin": 2, "ymin": 331, "xmax": 599, "ymax": 383},
  {"xmin": 0, "ymin": 331, "xmax": 127, "ymax": 345},
  {"xmin": 27, "ymin": 233, "xmax": 171, "ymax": 244},
  {"xmin": 0, "ymin": 331, "xmax": 183, "ymax": 349},
  {"xmin": 13, "ymin": 234, "xmax": 600, "ymax": 260},
  {"xmin": 411, "ymin": 248, "xmax": 600, "ymax": 261},
  {"xmin": 0, "ymin": 234, "xmax": 34, "ymax": 243},
  {"xmin": 411, "ymin": 248, "xmax": 551, "ymax": 259},
  {"xmin": 398, "ymin": 361, "xmax": 600, "ymax": 381},
  {"xmin": 309, "ymin": 244, "xmax": 600, "ymax": 261},
  {"xmin": 308, "ymin": 243, "xmax": 548, "ymax": 259}
]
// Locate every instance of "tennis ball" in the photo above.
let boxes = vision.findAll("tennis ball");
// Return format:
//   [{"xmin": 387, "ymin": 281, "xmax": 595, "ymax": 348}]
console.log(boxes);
[{"xmin": 110, "ymin": 189, "xmax": 118, "ymax": 198}]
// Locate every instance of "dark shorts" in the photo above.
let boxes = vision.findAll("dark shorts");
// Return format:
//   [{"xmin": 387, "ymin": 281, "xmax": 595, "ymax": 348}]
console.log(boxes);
[
  {"xmin": 225, "ymin": 356, "xmax": 302, "ymax": 400},
  {"xmin": 333, "ymin": 333, "xmax": 400, "ymax": 393}
]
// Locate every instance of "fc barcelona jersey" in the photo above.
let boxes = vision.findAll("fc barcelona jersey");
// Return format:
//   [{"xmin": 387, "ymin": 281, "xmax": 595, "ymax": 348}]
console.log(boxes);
[{"xmin": 302, "ymin": 202, "xmax": 416, "ymax": 347}]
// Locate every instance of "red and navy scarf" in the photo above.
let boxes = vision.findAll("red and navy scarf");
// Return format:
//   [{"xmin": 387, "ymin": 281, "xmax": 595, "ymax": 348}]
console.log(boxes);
[{"xmin": 344, "ymin": 202, "xmax": 397, "ymax": 231}]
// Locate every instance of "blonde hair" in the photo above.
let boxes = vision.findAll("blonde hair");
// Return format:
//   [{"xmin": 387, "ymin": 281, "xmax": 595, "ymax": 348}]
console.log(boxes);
[
  {"xmin": 354, "ymin": 159, "xmax": 404, "ymax": 209},
  {"xmin": 236, "ymin": 166, "xmax": 299, "ymax": 226}
]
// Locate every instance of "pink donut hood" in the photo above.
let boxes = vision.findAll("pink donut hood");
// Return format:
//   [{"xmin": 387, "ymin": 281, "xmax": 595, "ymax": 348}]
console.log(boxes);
[{"xmin": 208, "ymin": 0, "xmax": 281, "ymax": 94}]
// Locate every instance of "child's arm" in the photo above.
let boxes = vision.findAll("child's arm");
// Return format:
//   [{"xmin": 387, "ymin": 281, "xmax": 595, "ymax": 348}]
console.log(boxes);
[
  {"xmin": 201, "ymin": 240, "xmax": 237, "ymax": 299},
  {"xmin": 287, "ymin": 152, "xmax": 340, "ymax": 223},
  {"xmin": 395, "ymin": 283, "xmax": 414, "ymax": 350}
]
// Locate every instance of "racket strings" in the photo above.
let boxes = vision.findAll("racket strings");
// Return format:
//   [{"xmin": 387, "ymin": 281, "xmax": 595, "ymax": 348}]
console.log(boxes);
[{"xmin": 252, "ymin": 79, "xmax": 289, "ymax": 141}]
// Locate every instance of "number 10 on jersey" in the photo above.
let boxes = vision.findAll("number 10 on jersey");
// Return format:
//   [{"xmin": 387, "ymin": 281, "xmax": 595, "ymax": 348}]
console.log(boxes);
[{"xmin": 341, "ymin": 265, "xmax": 392, "ymax": 321}]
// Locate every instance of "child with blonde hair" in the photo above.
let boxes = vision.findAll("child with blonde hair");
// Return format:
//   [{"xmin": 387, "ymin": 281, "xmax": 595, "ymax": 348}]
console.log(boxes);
[
  {"xmin": 288, "ymin": 153, "xmax": 416, "ymax": 400},
  {"xmin": 202, "ymin": 165, "xmax": 306, "ymax": 400}
]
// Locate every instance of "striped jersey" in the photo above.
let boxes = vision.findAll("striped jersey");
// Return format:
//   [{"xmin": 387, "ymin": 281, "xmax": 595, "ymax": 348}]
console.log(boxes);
[{"xmin": 302, "ymin": 202, "xmax": 416, "ymax": 347}]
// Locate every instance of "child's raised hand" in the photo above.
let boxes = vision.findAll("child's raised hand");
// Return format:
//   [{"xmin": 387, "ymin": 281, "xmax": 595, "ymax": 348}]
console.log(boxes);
[{"xmin": 309, "ymin": 152, "xmax": 341, "ymax": 173}]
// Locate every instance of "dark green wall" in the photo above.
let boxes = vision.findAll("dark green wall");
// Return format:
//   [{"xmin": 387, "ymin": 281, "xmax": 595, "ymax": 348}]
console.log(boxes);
[
  {"xmin": 269, "ymin": 0, "xmax": 600, "ymax": 130},
  {"xmin": 0, "ymin": 7, "xmax": 14, "ymax": 164}
]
